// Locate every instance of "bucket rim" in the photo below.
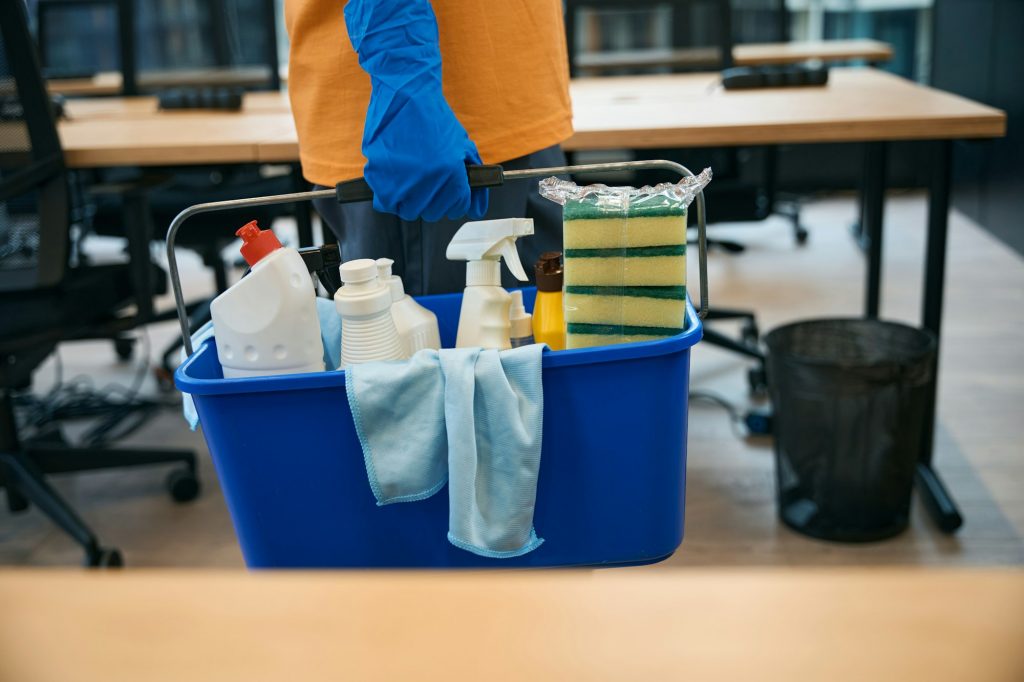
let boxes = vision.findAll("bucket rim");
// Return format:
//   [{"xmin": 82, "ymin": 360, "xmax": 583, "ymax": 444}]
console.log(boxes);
[
  {"xmin": 763, "ymin": 317, "xmax": 937, "ymax": 369},
  {"xmin": 176, "ymin": 297, "xmax": 703, "ymax": 397}
]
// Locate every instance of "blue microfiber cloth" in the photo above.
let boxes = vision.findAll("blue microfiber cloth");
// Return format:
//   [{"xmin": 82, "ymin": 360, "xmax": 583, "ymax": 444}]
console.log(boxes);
[
  {"xmin": 316, "ymin": 297, "xmax": 342, "ymax": 371},
  {"xmin": 345, "ymin": 349, "xmax": 448, "ymax": 504},
  {"xmin": 181, "ymin": 297, "xmax": 341, "ymax": 430},
  {"xmin": 347, "ymin": 345, "xmax": 545, "ymax": 558}
]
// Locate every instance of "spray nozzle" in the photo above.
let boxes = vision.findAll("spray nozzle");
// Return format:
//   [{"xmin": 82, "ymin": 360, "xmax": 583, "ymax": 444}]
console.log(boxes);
[{"xmin": 446, "ymin": 218, "xmax": 534, "ymax": 286}]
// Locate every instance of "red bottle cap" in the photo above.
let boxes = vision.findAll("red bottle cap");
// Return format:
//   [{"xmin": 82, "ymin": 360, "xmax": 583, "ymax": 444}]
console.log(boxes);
[{"xmin": 236, "ymin": 220, "xmax": 282, "ymax": 266}]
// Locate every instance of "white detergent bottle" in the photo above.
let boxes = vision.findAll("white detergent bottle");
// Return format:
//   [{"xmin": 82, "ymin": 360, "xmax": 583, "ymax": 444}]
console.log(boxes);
[
  {"xmin": 376, "ymin": 258, "xmax": 441, "ymax": 355},
  {"xmin": 334, "ymin": 258, "xmax": 406, "ymax": 367},
  {"xmin": 210, "ymin": 221, "xmax": 324, "ymax": 379},
  {"xmin": 446, "ymin": 218, "xmax": 534, "ymax": 349}
]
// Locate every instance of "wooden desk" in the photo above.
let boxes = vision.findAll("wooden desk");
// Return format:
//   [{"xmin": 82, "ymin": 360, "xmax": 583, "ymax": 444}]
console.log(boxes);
[
  {"xmin": 576, "ymin": 38, "xmax": 894, "ymax": 73},
  {"xmin": 565, "ymin": 68, "xmax": 1004, "ymax": 150},
  {"xmin": 256, "ymin": 69, "xmax": 1005, "ymax": 160},
  {"xmin": 59, "ymin": 92, "xmax": 292, "ymax": 167},
  {"xmin": 58, "ymin": 70, "xmax": 1004, "ymax": 166},
  {"xmin": 736, "ymin": 38, "xmax": 894, "ymax": 65},
  {"xmin": 59, "ymin": 113, "xmax": 291, "ymax": 167},
  {"xmin": 48, "ymin": 65, "xmax": 283, "ymax": 98},
  {"xmin": 62, "ymin": 90, "xmax": 291, "ymax": 121},
  {"xmin": 0, "ymin": 568, "xmax": 1021, "ymax": 681}
]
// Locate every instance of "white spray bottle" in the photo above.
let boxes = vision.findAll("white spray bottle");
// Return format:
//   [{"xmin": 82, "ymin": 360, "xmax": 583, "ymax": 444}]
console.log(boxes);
[{"xmin": 446, "ymin": 218, "xmax": 534, "ymax": 349}]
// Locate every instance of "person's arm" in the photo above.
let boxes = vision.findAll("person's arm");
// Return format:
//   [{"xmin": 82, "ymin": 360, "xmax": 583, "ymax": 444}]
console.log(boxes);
[{"xmin": 345, "ymin": 0, "xmax": 488, "ymax": 222}]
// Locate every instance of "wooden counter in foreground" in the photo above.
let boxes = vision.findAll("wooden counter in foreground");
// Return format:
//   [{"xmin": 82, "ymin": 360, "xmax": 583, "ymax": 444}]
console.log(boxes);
[{"xmin": 0, "ymin": 568, "xmax": 1021, "ymax": 681}]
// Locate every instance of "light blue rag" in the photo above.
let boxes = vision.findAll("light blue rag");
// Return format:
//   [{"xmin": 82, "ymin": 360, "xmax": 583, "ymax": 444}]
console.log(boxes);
[
  {"xmin": 346, "ymin": 345, "xmax": 545, "ymax": 558},
  {"xmin": 181, "ymin": 297, "xmax": 341, "ymax": 429}
]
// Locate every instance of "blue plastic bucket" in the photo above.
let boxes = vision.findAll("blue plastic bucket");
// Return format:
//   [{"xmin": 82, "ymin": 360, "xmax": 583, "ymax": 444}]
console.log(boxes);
[{"xmin": 176, "ymin": 288, "xmax": 702, "ymax": 568}]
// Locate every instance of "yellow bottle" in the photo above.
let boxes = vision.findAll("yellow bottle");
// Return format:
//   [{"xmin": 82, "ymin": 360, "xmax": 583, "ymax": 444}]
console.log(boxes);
[{"xmin": 532, "ymin": 252, "xmax": 565, "ymax": 350}]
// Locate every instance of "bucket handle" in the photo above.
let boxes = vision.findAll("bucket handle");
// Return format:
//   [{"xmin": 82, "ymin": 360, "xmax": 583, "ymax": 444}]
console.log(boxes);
[{"xmin": 166, "ymin": 160, "xmax": 709, "ymax": 356}]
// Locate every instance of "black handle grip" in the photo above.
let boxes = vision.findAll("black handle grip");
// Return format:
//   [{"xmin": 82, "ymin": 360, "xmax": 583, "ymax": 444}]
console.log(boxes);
[{"xmin": 335, "ymin": 164, "xmax": 505, "ymax": 204}]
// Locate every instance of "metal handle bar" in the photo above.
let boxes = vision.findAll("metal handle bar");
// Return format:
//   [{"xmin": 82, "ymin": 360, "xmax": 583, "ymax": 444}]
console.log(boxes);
[
  {"xmin": 166, "ymin": 160, "xmax": 708, "ymax": 356},
  {"xmin": 336, "ymin": 164, "xmax": 506, "ymax": 203}
]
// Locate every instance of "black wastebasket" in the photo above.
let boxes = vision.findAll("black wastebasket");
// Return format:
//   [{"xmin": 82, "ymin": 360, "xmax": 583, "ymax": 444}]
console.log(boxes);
[{"xmin": 764, "ymin": 318, "xmax": 937, "ymax": 542}]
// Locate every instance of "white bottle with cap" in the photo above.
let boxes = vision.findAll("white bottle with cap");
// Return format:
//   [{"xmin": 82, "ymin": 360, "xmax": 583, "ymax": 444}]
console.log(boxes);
[
  {"xmin": 508, "ymin": 290, "xmax": 534, "ymax": 348},
  {"xmin": 375, "ymin": 258, "xmax": 441, "ymax": 355},
  {"xmin": 210, "ymin": 221, "xmax": 324, "ymax": 379},
  {"xmin": 446, "ymin": 218, "xmax": 534, "ymax": 349},
  {"xmin": 334, "ymin": 258, "xmax": 406, "ymax": 367}
]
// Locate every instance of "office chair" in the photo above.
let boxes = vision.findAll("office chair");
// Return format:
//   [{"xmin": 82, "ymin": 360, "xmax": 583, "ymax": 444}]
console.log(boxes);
[
  {"xmin": 0, "ymin": 0, "xmax": 198, "ymax": 567},
  {"xmin": 35, "ymin": 0, "xmax": 293, "ymax": 380},
  {"xmin": 87, "ymin": 167, "xmax": 296, "ymax": 385}
]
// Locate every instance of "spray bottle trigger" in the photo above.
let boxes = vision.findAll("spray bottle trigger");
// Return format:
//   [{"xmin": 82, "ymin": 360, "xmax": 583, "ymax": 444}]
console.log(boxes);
[{"xmin": 499, "ymin": 238, "xmax": 528, "ymax": 282}]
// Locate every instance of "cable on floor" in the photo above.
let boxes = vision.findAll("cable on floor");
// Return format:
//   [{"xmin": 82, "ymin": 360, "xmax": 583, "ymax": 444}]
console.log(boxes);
[{"xmin": 14, "ymin": 329, "xmax": 177, "ymax": 447}]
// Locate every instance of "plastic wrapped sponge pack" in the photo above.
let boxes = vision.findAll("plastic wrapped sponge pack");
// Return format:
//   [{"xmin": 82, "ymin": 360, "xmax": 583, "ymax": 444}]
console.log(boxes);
[{"xmin": 540, "ymin": 169, "xmax": 711, "ymax": 349}]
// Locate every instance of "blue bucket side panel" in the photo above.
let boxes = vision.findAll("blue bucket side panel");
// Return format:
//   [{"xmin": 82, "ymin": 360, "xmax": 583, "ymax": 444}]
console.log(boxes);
[
  {"xmin": 191, "ymin": 344, "xmax": 691, "ymax": 568},
  {"xmin": 526, "ymin": 349, "xmax": 690, "ymax": 565},
  {"xmin": 185, "ymin": 288, "xmax": 693, "ymax": 568},
  {"xmin": 194, "ymin": 385, "xmax": 451, "ymax": 567}
]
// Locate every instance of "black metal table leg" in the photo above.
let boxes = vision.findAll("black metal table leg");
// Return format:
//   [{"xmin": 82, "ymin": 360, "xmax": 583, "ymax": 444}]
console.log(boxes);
[
  {"xmin": 918, "ymin": 138, "xmax": 963, "ymax": 533},
  {"xmin": 863, "ymin": 141, "xmax": 887, "ymax": 318},
  {"xmin": 292, "ymin": 163, "xmax": 315, "ymax": 247},
  {"xmin": 916, "ymin": 462, "xmax": 963, "ymax": 533},
  {"xmin": 116, "ymin": 0, "xmax": 137, "ymax": 96},
  {"xmin": 850, "ymin": 142, "xmax": 871, "ymax": 251}
]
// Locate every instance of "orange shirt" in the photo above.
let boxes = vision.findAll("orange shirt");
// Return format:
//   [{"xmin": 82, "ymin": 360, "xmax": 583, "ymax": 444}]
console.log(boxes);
[{"xmin": 285, "ymin": 0, "xmax": 574, "ymax": 187}]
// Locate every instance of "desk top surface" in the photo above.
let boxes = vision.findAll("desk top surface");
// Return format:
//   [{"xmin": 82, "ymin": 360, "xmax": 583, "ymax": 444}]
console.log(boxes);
[
  {"xmin": 60, "ymin": 91, "xmax": 292, "ymax": 167},
  {"xmin": 0, "ymin": 568, "xmax": 1021, "ymax": 682},
  {"xmin": 563, "ymin": 67, "xmax": 1006, "ymax": 150},
  {"xmin": 48, "ymin": 66, "xmax": 281, "ymax": 97},
  {"xmin": 577, "ymin": 38, "xmax": 894, "ymax": 71},
  {"xmin": 58, "ymin": 68, "xmax": 1006, "ymax": 168},
  {"xmin": 734, "ymin": 38, "xmax": 894, "ymax": 65}
]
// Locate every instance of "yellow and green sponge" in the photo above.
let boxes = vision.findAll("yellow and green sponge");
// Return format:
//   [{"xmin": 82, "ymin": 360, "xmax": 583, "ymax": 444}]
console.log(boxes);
[{"xmin": 562, "ymin": 199, "xmax": 688, "ymax": 348}]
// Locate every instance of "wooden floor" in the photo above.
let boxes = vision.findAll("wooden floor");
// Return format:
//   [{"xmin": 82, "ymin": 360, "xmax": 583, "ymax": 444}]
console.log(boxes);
[{"xmin": 2, "ymin": 193, "xmax": 1022, "ymax": 567}]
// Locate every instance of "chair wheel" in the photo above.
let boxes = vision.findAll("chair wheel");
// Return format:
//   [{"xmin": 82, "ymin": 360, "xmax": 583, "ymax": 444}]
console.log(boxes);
[
  {"xmin": 795, "ymin": 226, "xmax": 809, "ymax": 245},
  {"xmin": 87, "ymin": 547, "xmax": 124, "ymax": 568},
  {"xmin": 114, "ymin": 337, "xmax": 135, "ymax": 361},
  {"xmin": 748, "ymin": 366, "xmax": 769, "ymax": 396},
  {"xmin": 167, "ymin": 468, "xmax": 201, "ymax": 503},
  {"xmin": 744, "ymin": 409, "xmax": 774, "ymax": 435}
]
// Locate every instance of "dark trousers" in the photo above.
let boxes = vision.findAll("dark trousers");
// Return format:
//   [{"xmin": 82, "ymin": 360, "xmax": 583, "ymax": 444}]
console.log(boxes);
[{"xmin": 314, "ymin": 145, "xmax": 567, "ymax": 296}]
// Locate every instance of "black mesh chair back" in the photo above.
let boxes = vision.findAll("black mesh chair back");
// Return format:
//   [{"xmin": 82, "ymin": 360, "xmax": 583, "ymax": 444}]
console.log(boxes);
[
  {"xmin": 0, "ymin": 0, "xmax": 69, "ymax": 293},
  {"xmin": 565, "ymin": 0, "xmax": 735, "ymax": 76},
  {"xmin": 732, "ymin": 0, "xmax": 789, "ymax": 44},
  {"xmin": 36, "ymin": 0, "xmax": 281, "ymax": 94}
]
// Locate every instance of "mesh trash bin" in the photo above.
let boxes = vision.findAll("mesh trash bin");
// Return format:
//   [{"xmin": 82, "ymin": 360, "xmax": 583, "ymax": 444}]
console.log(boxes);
[{"xmin": 764, "ymin": 318, "xmax": 937, "ymax": 542}]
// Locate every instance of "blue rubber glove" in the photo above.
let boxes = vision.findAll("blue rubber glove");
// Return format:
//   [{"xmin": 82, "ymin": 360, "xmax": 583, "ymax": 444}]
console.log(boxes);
[{"xmin": 345, "ymin": 0, "xmax": 489, "ymax": 222}]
